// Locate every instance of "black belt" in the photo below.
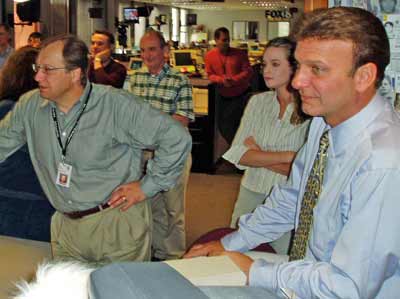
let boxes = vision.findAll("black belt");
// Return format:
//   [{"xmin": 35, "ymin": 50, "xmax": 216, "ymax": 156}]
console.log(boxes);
[{"xmin": 63, "ymin": 202, "xmax": 110, "ymax": 219}]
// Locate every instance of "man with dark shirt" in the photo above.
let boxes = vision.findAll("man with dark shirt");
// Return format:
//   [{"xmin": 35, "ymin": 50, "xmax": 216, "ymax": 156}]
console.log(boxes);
[
  {"xmin": 27, "ymin": 31, "xmax": 43, "ymax": 48},
  {"xmin": 88, "ymin": 30, "xmax": 127, "ymax": 88}
]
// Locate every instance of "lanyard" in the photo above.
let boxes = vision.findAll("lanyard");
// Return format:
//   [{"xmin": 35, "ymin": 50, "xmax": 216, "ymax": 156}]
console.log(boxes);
[{"xmin": 51, "ymin": 84, "xmax": 92, "ymax": 162}]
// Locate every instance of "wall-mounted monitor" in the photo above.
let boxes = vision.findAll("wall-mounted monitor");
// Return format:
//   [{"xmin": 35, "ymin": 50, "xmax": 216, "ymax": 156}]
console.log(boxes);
[
  {"xmin": 123, "ymin": 7, "xmax": 139, "ymax": 23},
  {"xmin": 137, "ymin": 6, "xmax": 152, "ymax": 17}
]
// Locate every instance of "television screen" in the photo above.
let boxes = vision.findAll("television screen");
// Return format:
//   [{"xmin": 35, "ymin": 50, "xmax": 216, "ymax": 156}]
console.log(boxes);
[
  {"xmin": 175, "ymin": 52, "xmax": 193, "ymax": 66},
  {"xmin": 123, "ymin": 7, "xmax": 139, "ymax": 22}
]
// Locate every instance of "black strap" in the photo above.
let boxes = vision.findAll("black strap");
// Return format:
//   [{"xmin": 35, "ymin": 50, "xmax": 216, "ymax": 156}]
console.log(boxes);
[{"xmin": 52, "ymin": 84, "xmax": 93, "ymax": 161}]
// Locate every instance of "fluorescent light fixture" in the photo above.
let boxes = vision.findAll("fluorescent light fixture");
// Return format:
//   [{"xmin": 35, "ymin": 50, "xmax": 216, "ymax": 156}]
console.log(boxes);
[{"xmin": 14, "ymin": 0, "xmax": 31, "ymax": 3}]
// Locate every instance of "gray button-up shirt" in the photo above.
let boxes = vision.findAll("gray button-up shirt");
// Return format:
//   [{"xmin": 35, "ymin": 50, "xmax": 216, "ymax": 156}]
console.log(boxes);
[{"xmin": 0, "ymin": 83, "xmax": 192, "ymax": 212}]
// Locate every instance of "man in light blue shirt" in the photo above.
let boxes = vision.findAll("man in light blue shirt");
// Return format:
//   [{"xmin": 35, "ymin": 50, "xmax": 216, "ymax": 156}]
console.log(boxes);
[{"xmin": 186, "ymin": 7, "xmax": 400, "ymax": 298}]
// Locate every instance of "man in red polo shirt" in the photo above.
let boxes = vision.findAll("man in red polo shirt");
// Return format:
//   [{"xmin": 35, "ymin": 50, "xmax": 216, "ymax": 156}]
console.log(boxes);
[{"xmin": 205, "ymin": 27, "xmax": 253, "ymax": 144}]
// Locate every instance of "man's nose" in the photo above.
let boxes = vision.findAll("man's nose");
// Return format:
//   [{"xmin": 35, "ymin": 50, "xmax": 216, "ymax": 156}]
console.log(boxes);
[
  {"xmin": 34, "ymin": 69, "xmax": 45, "ymax": 82},
  {"xmin": 292, "ymin": 67, "xmax": 309, "ymax": 90}
]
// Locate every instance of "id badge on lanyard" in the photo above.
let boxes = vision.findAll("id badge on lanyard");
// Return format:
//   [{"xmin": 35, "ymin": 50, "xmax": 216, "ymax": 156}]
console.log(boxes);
[
  {"xmin": 52, "ymin": 84, "xmax": 92, "ymax": 188},
  {"xmin": 56, "ymin": 160, "xmax": 72, "ymax": 188}
]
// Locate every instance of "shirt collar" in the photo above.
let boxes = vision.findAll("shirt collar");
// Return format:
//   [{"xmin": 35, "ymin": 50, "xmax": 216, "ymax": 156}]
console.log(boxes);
[
  {"xmin": 329, "ymin": 92, "xmax": 386, "ymax": 155},
  {"xmin": 142, "ymin": 63, "xmax": 170, "ymax": 79},
  {"xmin": 272, "ymin": 92, "xmax": 295, "ymax": 122}
]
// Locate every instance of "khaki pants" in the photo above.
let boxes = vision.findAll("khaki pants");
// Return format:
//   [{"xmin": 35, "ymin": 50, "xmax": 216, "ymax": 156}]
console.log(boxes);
[
  {"xmin": 51, "ymin": 200, "xmax": 151, "ymax": 265},
  {"xmin": 145, "ymin": 153, "xmax": 192, "ymax": 260}
]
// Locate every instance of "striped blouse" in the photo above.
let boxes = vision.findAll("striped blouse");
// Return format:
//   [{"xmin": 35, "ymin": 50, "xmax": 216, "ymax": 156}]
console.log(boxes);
[{"xmin": 223, "ymin": 91, "xmax": 310, "ymax": 194}]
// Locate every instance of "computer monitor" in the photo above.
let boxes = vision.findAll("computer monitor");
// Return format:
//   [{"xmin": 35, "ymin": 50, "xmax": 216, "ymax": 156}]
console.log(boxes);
[
  {"xmin": 129, "ymin": 57, "xmax": 142, "ymax": 70},
  {"xmin": 190, "ymin": 32, "xmax": 208, "ymax": 43},
  {"xmin": 127, "ymin": 57, "xmax": 143, "ymax": 76},
  {"xmin": 174, "ymin": 52, "xmax": 193, "ymax": 66},
  {"xmin": 172, "ymin": 51, "xmax": 196, "ymax": 73},
  {"xmin": 123, "ymin": 7, "xmax": 139, "ymax": 23}
]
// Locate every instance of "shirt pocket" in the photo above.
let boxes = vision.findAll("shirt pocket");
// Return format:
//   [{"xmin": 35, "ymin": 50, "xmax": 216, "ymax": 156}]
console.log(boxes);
[{"xmin": 311, "ymin": 190, "xmax": 344, "ymax": 260}]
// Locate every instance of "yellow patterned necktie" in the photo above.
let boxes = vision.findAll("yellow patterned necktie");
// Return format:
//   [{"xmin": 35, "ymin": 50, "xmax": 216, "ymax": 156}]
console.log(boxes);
[{"xmin": 289, "ymin": 131, "xmax": 330, "ymax": 261}]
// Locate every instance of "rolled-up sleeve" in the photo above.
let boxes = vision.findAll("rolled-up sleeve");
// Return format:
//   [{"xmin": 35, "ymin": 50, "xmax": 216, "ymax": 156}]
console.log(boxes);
[{"xmin": 223, "ymin": 95, "xmax": 258, "ymax": 169}]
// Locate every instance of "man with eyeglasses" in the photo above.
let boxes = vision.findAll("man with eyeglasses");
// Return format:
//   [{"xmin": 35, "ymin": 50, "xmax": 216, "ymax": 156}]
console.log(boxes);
[
  {"xmin": 0, "ymin": 35, "xmax": 191, "ymax": 264},
  {"xmin": 0, "ymin": 24, "xmax": 13, "ymax": 69}
]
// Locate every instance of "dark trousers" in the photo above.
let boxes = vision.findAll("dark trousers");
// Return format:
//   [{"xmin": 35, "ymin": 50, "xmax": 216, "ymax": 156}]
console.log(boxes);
[{"xmin": 217, "ymin": 90, "xmax": 250, "ymax": 144}]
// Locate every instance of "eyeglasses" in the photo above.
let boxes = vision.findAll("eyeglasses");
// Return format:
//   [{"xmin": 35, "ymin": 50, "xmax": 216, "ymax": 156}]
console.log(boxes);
[{"xmin": 32, "ymin": 64, "xmax": 67, "ymax": 75}]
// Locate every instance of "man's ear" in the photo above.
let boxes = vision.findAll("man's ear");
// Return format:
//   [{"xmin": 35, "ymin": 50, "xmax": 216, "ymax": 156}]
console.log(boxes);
[
  {"xmin": 70, "ymin": 68, "xmax": 83, "ymax": 84},
  {"xmin": 354, "ymin": 62, "xmax": 377, "ymax": 93},
  {"xmin": 163, "ymin": 45, "xmax": 169, "ymax": 56}
]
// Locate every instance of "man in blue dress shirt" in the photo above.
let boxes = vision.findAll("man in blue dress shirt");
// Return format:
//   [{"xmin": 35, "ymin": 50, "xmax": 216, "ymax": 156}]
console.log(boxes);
[{"xmin": 186, "ymin": 7, "xmax": 400, "ymax": 299}]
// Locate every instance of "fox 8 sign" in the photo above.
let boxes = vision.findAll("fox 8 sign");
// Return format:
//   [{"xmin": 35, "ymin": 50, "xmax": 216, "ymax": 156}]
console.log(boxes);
[{"xmin": 265, "ymin": 10, "xmax": 292, "ymax": 20}]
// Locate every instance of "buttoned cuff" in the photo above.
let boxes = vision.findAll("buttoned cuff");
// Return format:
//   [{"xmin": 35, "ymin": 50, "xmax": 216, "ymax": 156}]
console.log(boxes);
[
  {"xmin": 223, "ymin": 145, "xmax": 249, "ymax": 171},
  {"xmin": 249, "ymin": 258, "xmax": 278, "ymax": 290},
  {"xmin": 140, "ymin": 175, "xmax": 161, "ymax": 198}
]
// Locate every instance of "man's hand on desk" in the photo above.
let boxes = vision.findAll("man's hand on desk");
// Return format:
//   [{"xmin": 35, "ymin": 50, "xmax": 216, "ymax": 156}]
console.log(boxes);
[
  {"xmin": 184, "ymin": 241, "xmax": 254, "ymax": 283},
  {"xmin": 108, "ymin": 181, "xmax": 146, "ymax": 211},
  {"xmin": 183, "ymin": 240, "xmax": 224, "ymax": 258}
]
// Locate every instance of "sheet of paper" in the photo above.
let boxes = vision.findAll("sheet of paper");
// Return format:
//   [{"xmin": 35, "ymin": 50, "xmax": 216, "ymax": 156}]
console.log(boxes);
[{"xmin": 164, "ymin": 256, "xmax": 246, "ymax": 286}]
